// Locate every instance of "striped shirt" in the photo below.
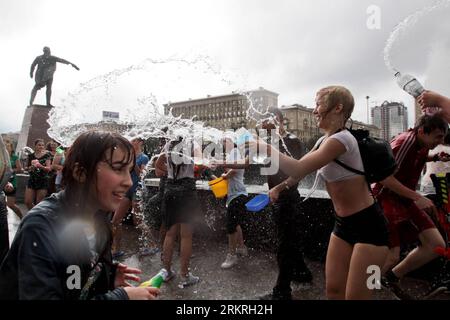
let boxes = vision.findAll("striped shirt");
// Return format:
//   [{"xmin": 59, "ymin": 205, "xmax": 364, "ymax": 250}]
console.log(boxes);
[{"xmin": 373, "ymin": 130, "xmax": 428, "ymax": 195}]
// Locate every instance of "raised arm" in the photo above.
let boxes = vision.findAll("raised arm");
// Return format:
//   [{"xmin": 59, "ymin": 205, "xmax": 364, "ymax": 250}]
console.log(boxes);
[{"xmin": 418, "ymin": 90, "xmax": 450, "ymax": 122}]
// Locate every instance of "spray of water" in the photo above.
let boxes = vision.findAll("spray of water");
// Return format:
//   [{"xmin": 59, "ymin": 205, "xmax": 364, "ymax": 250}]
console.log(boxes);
[
  {"xmin": 48, "ymin": 54, "xmax": 249, "ymax": 147},
  {"xmin": 383, "ymin": 0, "xmax": 450, "ymax": 73}
]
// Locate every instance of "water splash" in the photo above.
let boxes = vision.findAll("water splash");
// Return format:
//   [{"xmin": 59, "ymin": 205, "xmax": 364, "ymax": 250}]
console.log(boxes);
[
  {"xmin": 48, "ymin": 54, "xmax": 249, "ymax": 147},
  {"xmin": 383, "ymin": 0, "xmax": 450, "ymax": 73}
]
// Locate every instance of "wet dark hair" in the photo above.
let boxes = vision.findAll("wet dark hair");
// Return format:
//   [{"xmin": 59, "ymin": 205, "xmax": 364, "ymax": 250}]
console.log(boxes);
[
  {"xmin": 62, "ymin": 130, "xmax": 135, "ymax": 206},
  {"xmin": 414, "ymin": 114, "xmax": 448, "ymax": 135}
]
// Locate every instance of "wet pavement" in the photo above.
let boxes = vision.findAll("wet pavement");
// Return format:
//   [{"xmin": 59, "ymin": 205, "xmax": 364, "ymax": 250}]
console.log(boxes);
[{"xmin": 6, "ymin": 204, "xmax": 450, "ymax": 300}]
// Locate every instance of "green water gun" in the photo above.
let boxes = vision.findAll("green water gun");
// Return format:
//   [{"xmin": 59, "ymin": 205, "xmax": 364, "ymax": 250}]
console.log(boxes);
[{"xmin": 139, "ymin": 272, "xmax": 164, "ymax": 288}]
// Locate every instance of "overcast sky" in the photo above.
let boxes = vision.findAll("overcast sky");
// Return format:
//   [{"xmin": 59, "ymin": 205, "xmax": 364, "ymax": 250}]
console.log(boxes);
[{"xmin": 1, "ymin": 0, "xmax": 450, "ymax": 134}]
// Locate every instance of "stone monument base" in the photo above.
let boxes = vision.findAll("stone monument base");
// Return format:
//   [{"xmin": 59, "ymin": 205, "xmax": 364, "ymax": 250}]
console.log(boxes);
[{"xmin": 16, "ymin": 104, "xmax": 52, "ymax": 153}]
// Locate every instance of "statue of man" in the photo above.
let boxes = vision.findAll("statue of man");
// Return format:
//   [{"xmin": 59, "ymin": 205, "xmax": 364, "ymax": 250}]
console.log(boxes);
[{"xmin": 29, "ymin": 46, "xmax": 80, "ymax": 107}]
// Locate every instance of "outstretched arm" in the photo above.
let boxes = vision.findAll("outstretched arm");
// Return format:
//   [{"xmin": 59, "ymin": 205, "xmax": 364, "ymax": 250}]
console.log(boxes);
[
  {"xmin": 55, "ymin": 57, "xmax": 80, "ymax": 70},
  {"xmin": 212, "ymin": 156, "xmax": 250, "ymax": 169},
  {"xmin": 260, "ymin": 137, "xmax": 346, "ymax": 182}
]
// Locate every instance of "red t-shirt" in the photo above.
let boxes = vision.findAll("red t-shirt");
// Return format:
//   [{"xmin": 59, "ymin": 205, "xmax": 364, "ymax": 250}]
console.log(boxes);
[{"xmin": 373, "ymin": 130, "xmax": 428, "ymax": 197}]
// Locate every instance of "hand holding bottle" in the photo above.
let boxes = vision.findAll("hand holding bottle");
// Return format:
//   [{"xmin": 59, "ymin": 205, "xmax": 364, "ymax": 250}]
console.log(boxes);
[
  {"xmin": 123, "ymin": 286, "xmax": 160, "ymax": 300},
  {"xmin": 395, "ymin": 72, "xmax": 424, "ymax": 98},
  {"xmin": 395, "ymin": 73, "xmax": 440, "ymax": 115},
  {"xmin": 139, "ymin": 269, "xmax": 167, "ymax": 289},
  {"xmin": 417, "ymin": 90, "xmax": 446, "ymax": 115}
]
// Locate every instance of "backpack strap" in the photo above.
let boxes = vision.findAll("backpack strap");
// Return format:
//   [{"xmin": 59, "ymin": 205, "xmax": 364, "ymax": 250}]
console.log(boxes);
[
  {"xmin": 316, "ymin": 129, "xmax": 375, "ymax": 198},
  {"xmin": 333, "ymin": 159, "xmax": 364, "ymax": 176}
]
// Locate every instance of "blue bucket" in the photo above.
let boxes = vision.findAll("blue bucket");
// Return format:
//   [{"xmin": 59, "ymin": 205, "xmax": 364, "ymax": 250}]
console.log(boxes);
[{"xmin": 245, "ymin": 194, "xmax": 270, "ymax": 212}]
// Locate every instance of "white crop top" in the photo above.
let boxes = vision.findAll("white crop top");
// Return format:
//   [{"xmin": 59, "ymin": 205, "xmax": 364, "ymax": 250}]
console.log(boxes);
[{"xmin": 316, "ymin": 130, "xmax": 364, "ymax": 182}]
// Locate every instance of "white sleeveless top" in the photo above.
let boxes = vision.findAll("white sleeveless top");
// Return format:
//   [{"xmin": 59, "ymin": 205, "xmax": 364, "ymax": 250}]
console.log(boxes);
[{"xmin": 316, "ymin": 130, "xmax": 364, "ymax": 182}]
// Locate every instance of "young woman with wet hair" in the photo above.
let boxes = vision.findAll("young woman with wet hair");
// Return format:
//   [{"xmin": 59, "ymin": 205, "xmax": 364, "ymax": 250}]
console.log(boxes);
[
  {"xmin": 0, "ymin": 131, "xmax": 159, "ymax": 300},
  {"xmin": 261, "ymin": 86, "xmax": 389, "ymax": 299}
]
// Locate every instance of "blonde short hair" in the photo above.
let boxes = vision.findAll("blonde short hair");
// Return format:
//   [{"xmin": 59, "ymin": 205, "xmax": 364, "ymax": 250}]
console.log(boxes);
[{"xmin": 316, "ymin": 85, "xmax": 354, "ymax": 122}]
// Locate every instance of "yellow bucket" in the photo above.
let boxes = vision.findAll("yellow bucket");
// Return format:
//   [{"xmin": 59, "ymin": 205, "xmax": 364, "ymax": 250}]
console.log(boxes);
[{"xmin": 208, "ymin": 177, "xmax": 228, "ymax": 199}]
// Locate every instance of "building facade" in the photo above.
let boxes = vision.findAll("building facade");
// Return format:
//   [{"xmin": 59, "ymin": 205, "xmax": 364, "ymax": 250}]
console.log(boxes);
[
  {"xmin": 371, "ymin": 101, "xmax": 408, "ymax": 141},
  {"xmin": 163, "ymin": 87, "xmax": 279, "ymax": 130},
  {"xmin": 280, "ymin": 104, "xmax": 320, "ymax": 143}
]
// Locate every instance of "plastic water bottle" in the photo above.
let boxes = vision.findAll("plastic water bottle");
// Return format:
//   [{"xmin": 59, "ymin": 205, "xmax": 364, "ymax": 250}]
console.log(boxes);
[
  {"xmin": 395, "ymin": 72, "xmax": 424, "ymax": 98},
  {"xmin": 395, "ymin": 72, "xmax": 438, "ymax": 115},
  {"xmin": 139, "ymin": 270, "xmax": 165, "ymax": 288}
]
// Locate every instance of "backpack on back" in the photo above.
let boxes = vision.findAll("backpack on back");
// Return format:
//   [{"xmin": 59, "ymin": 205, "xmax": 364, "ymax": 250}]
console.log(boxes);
[{"xmin": 334, "ymin": 128, "xmax": 396, "ymax": 183}]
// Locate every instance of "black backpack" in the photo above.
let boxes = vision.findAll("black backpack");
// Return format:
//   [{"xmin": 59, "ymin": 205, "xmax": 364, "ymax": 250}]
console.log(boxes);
[{"xmin": 334, "ymin": 128, "xmax": 396, "ymax": 183}]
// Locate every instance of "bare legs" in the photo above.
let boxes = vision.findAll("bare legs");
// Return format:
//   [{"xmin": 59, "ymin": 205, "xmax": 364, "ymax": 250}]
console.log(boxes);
[
  {"xmin": 227, "ymin": 225, "xmax": 245, "ymax": 254},
  {"xmin": 326, "ymin": 234, "xmax": 388, "ymax": 300},
  {"xmin": 24, "ymin": 187, "xmax": 47, "ymax": 210},
  {"xmin": 383, "ymin": 228, "xmax": 445, "ymax": 278},
  {"xmin": 163, "ymin": 223, "xmax": 193, "ymax": 276}
]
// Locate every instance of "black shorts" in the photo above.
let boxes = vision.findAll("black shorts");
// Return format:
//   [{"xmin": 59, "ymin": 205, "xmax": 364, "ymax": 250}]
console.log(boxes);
[
  {"xmin": 333, "ymin": 202, "xmax": 389, "ymax": 247},
  {"xmin": 163, "ymin": 178, "xmax": 201, "ymax": 229},
  {"xmin": 226, "ymin": 195, "xmax": 248, "ymax": 234},
  {"xmin": 27, "ymin": 176, "xmax": 49, "ymax": 191}
]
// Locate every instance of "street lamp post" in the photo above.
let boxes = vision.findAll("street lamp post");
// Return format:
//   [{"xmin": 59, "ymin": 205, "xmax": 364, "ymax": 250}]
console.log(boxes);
[{"xmin": 366, "ymin": 96, "xmax": 370, "ymax": 124}]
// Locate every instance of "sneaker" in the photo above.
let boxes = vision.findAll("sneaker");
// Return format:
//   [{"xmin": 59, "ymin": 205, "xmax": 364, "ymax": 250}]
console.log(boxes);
[
  {"xmin": 236, "ymin": 246, "xmax": 249, "ymax": 257},
  {"xmin": 178, "ymin": 272, "xmax": 200, "ymax": 288},
  {"xmin": 381, "ymin": 276, "xmax": 415, "ymax": 300},
  {"xmin": 139, "ymin": 247, "xmax": 160, "ymax": 257},
  {"xmin": 159, "ymin": 268, "xmax": 176, "ymax": 282},
  {"xmin": 221, "ymin": 253, "xmax": 238, "ymax": 269}
]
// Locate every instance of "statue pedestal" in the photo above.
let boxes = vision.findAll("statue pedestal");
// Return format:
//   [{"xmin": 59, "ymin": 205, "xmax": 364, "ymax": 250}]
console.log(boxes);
[{"xmin": 16, "ymin": 104, "xmax": 52, "ymax": 153}]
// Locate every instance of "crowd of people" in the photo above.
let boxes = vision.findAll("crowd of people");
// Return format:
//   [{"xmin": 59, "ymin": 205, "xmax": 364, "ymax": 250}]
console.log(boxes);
[{"xmin": 0, "ymin": 88, "xmax": 449, "ymax": 300}]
